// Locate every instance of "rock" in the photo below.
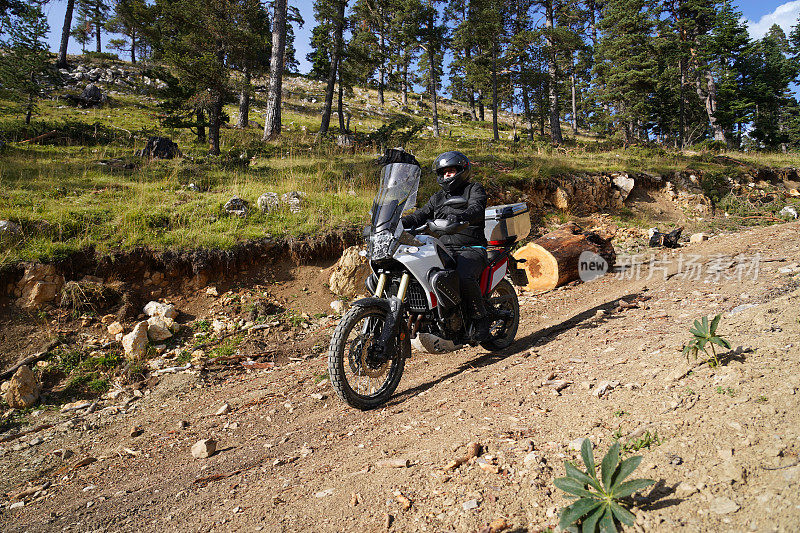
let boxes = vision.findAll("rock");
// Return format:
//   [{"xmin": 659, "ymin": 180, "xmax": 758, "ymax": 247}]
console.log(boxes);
[
  {"xmin": 779, "ymin": 206, "xmax": 798, "ymax": 219},
  {"xmin": 280, "ymin": 191, "xmax": 306, "ymax": 213},
  {"xmin": 330, "ymin": 300, "xmax": 346, "ymax": 314},
  {"xmin": 328, "ymin": 246, "xmax": 370, "ymax": 298},
  {"xmin": 593, "ymin": 380, "xmax": 619, "ymax": 398},
  {"xmin": 146, "ymin": 316, "xmax": 173, "ymax": 342},
  {"xmin": 143, "ymin": 301, "xmax": 178, "ymax": 320},
  {"xmin": 710, "ymin": 496, "xmax": 739, "ymax": 514},
  {"xmin": 107, "ymin": 321, "xmax": 124, "ymax": 335},
  {"xmin": 690, "ymin": 233, "xmax": 710, "ymax": 243},
  {"xmin": 1, "ymin": 366, "xmax": 41, "ymax": 408},
  {"xmin": 212, "ymin": 319, "xmax": 232, "ymax": 336},
  {"xmin": 314, "ymin": 488, "xmax": 335, "ymax": 498},
  {"xmin": 223, "ymin": 196, "xmax": 249, "ymax": 217},
  {"xmin": 77, "ymin": 83, "xmax": 107, "ymax": 106},
  {"xmin": 140, "ymin": 136, "xmax": 180, "ymax": 159},
  {"xmin": 376, "ymin": 458, "xmax": 409, "ymax": 468},
  {"xmin": 336, "ymin": 134, "xmax": 354, "ymax": 147},
  {"xmin": 568, "ymin": 438, "xmax": 589, "ymax": 452},
  {"xmin": 191, "ymin": 439, "xmax": 217, "ymax": 459},
  {"xmin": 205, "ymin": 286, "xmax": 219, "ymax": 297},
  {"xmin": 177, "ymin": 420, "xmax": 189, "ymax": 430},
  {"xmin": 16, "ymin": 263, "xmax": 64, "ymax": 310},
  {"xmin": 9, "ymin": 501, "xmax": 24, "ymax": 510},
  {"xmin": 462, "ymin": 499, "xmax": 480, "ymax": 511},
  {"xmin": 523, "ymin": 451, "xmax": 540, "ymax": 466},
  {"xmin": 191, "ymin": 349, "xmax": 206, "ymax": 362},
  {"xmin": 257, "ymin": 192, "xmax": 280, "ymax": 213},
  {"xmin": 122, "ymin": 321, "xmax": 149, "ymax": 360},
  {"xmin": 0, "ymin": 220, "xmax": 22, "ymax": 240},
  {"xmin": 215, "ymin": 403, "xmax": 231, "ymax": 415},
  {"xmin": 728, "ymin": 303, "xmax": 757, "ymax": 316},
  {"xmin": 676, "ymin": 482, "xmax": 697, "ymax": 497},
  {"xmin": 612, "ymin": 173, "xmax": 635, "ymax": 200}
]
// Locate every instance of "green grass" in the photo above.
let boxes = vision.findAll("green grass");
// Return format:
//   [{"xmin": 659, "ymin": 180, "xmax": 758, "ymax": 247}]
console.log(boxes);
[{"xmin": 2, "ymin": 64, "xmax": 800, "ymax": 267}]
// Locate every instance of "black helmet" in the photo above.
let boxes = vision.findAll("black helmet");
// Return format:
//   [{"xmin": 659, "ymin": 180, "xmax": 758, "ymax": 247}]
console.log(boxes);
[{"xmin": 432, "ymin": 151, "xmax": 471, "ymax": 193}]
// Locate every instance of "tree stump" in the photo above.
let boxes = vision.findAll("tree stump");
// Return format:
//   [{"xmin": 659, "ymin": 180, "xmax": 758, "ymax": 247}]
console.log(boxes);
[{"xmin": 513, "ymin": 222, "xmax": 616, "ymax": 291}]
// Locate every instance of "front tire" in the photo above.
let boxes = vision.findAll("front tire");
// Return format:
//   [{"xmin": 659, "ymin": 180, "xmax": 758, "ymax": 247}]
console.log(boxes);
[
  {"xmin": 328, "ymin": 304, "xmax": 409, "ymax": 410},
  {"xmin": 480, "ymin": 279, "xmax": 520, "ymax": 350}
]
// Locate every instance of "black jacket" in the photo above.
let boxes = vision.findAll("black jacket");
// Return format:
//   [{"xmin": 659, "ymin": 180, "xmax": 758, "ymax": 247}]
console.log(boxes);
[{"xmin": 401, "ymin": 181, "xmax": 487, "ymax": 249}]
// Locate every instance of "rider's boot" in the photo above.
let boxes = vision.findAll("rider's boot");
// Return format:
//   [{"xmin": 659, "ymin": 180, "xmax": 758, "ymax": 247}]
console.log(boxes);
[{"xmin": 466, "ymin": 298, "xmax": 492, "ymax": 342}]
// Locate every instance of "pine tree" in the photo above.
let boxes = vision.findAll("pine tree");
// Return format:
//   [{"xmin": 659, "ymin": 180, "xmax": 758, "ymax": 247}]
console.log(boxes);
[
  {"xmin": 264, "ymin": 0, "xmax": 288, "ymax": 140},
  {"xmin": 106, "ymin": 0, "xmax": 148, "ymax": 63},
  {"xmin": 0, "ymin": 2, "xmax": 51, "ymax": 124},
  {"xmin": 318, "ymin": 0, "xmax": 347, "ymax": 135},
  {"xmin": 417, "ymin": 0, "xmax": 447, "ymax": 137},
  {"xmin": 594, "ymin": 0, "xmax": 657, "ymax": 145},
  {"xmin": 77, "ymin": 0, "xmax": 111, "ymax": 53},
  {"xmin": 57, "ymin": 0, "xmax": 76, "ymax": 68}
]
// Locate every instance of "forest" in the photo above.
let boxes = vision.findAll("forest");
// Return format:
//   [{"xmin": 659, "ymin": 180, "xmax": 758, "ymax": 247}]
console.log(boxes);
[{"xmin": 2, "ymin": 0, "xmax": 800, "ymax": 153}]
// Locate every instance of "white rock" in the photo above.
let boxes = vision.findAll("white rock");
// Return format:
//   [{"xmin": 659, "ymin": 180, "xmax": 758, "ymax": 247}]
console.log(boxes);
[
  {"xmin": 462, "ymin": 499, "xmax": 480, "ymax": 510},
  {"xmin": 205, "ymin": 286, "xmax": 219, "ymax": 297},
  {"xmin": 779, "ymin": 206, "xmax": 798, "ymax": 219},
  {"xmin": 568, "ymin": 438, "xmax": 589, "ymax": 452},
  {"xmin": 257, "ymin": 192, "xmax": 280, "ymax": 213},
  {"xmin": 215, "ymin": 403, "xmax": 231, "ymax": 415},
  {"xmin": 689, "ymin": 233, "xmax": 709, "ymax": 243},
  {"xmin": 191, "ymin": 439, "xmax": 217, "ymax": 459},
  {"xmin": 314, "ymin": 488, "xmax": 335, "ymax": 498},
  {"xmin": 710, "ymin": 496, "xmax": 739, "ymax": 514},
  {"xmin": 328, "ymin": 246, "xmax": 370, "ymax": 298},
  {"xmin": 146, "ymin": 316, "xmax": 173, "ymax": 342},
  {"xmin": 594, "ymin": 380, "xmax": 619, "ymax": 398},
  {"xmin": 122, "ymin": 321, "xmax": 149, "ymax": 360},
  {"xmin": 212, "ymin": 319, "xmax": 231, "ymax": 336},
  {"xmin": 330, "ymin": 300, "xmax": 346, "ymax": 314},
  {"xmin": 143, "ymin": 301, "xmax": 178, "ymax": 320},
  {"xmin": 9, "ymin": 501, "xmax": 24, "ymax": 509},
  {"xmin": 107, "ymin": 321, "xmax": 124, "ymax": 335},
  {"xmin": 612, "ymin": 173, "xmax": 635, "ymax": 200}
]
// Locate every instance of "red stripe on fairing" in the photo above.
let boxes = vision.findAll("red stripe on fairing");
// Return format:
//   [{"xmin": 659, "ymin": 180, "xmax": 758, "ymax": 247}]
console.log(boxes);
[
  {"xmin": 429, "ymin": 291, "xmax": 437, "ymax": 308},
  {"xmin": 481, "ymin": 258, "xmax": 508, "ymax": 294}
]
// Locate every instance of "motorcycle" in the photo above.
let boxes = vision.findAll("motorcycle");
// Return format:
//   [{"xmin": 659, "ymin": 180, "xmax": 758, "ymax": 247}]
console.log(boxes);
[{"xmin": 327, "ymin": 161, "xmax": 531, "ymax": 410}]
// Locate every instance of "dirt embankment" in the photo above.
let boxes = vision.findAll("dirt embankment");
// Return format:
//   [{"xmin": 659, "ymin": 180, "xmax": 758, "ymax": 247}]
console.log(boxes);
[{"xmin": 1, "ymin": 214, "xmax": 799, "ymax": 531}]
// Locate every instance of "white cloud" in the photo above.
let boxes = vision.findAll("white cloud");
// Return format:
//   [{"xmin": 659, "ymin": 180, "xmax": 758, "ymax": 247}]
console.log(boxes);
[{"xmin": 743, "ymin": 0, "xmax": 800, "ymax": 38}]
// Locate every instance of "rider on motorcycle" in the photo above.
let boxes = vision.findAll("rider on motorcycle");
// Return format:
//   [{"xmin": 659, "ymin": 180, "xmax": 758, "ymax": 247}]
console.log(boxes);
[{"xmin": 400, "ymin": 151, "xmax": 491, "ymax": 341}]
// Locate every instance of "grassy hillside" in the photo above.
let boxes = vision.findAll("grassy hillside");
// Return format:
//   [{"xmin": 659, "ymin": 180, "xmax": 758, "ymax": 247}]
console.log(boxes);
[{"xmin": 1, "ymin": 59, "xmax": 799, "ymax": 267}]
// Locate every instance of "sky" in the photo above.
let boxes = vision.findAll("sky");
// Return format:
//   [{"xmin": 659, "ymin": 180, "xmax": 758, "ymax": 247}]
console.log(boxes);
[{"xmin": 41, "ymin": 0, "xmax": 800, "ymax": 76}]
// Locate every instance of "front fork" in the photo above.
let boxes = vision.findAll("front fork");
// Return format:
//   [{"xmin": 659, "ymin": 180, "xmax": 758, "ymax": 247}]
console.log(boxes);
[{"xmin": 370, "ymin": 273, "xmax": 409, "ymax": 361}]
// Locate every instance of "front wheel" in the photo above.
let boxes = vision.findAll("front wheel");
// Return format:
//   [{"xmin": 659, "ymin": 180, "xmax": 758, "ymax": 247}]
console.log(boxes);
[
  {"xmin": 480, "ymin": 279, "xmax": 520, "ymax": 350},
  {"xmin": 328, "ymin": 304, "xmax": 409, "ymax": 410}
]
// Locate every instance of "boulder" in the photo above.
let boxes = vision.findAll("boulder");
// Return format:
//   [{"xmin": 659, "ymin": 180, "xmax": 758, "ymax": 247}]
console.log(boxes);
[
  {"xmin": 0, "ymin": 220, "xmax": 21, "ymax": 241},
  {"xmin": 191, "ymin": 439, "xmax": 217, "ymax": 459},
  {"xmin": 16, "ymin": 263, "xmax": 64, "ymax": 310},
  {"xmin": 107, "ymin": 321, "xmax": 124, "ymax": 335},
  {"xmin": 122, "ymin": 321, "xmax": 149, "ymax": 360},
  {"xmin": 690, "ymin": 233, "xmax": 710, "ymax": 243},
  {"xmin": 224, "ymin": 196, "xmax": 248, "ymax": 217},
  {"xmin": 257, "ymin": 192, "xmax": 280, "ymax": 213},
  {"xmin": 328, "ymin": 246, "xmax": 370, "ymax": 298},
  {"xmin": 1, "ymin": 366, "xmax": 41, "ymax": 408},
  {"xmin": 280, "ymin": 191, "xmax": 306, "ymax": 213},
  {"xmin": 146, "ymin": 316, "xmax": 173, "ymax": 342},
  {"xmin": 143, "ymin": 301, "xmax": 178, "ymax": 320},
  {"xmin": 140, "ymin": 136, "xmax": 181, "ymax": 159},
  {"xmin": 612, "ymin": 173, "xmax": 635, "ymax": 201}
]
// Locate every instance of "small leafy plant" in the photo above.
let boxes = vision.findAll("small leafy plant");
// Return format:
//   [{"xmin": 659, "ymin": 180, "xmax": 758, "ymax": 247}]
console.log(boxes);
[
  {"xmin": 681, "ymin": 314, "xmax": 731, "ymax": 367},
  {"xmin": 554, "ymin": 439, "xmax": 655, "ymax": 532}
]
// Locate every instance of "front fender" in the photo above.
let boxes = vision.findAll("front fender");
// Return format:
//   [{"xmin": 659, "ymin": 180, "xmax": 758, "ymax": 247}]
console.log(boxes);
[{"xmin": 351, "ymin": 297, "xmax": 392, "ymax": 311}]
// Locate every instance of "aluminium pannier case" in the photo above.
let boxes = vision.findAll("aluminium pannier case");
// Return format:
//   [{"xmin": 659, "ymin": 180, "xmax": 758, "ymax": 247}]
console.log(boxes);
[{"xmin": 483, "ymin": 203, "xmax": 531, "ymax": 244}]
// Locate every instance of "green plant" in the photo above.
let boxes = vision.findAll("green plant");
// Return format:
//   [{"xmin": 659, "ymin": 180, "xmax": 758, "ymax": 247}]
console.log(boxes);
[
  {"xmin": 683, "ymin": 387, "xmax": 695, "ymax": 396},
  {"xmin": 614, "ymin": 410, "xmax": 626, "ymax": 417},
  {"xmin": 715, "ymin": 386, "xmax": 735, "ymax": 397},
  {"xmin": 621, "ymin": 431, "xmax": 662, "ymax": 454},
  {"xmin": 755, "ymin": 395, "xmax": 768, "ymax": 403},
  {"xmin": 554, "ymin": 439, "xmax": 655, "ymax": 532},
  {"xmin": 193, "ymin": 319, "xmax": 211, "ymax": 333},
  {"xmin": 681, "ymin": 314, "xmax": 731, "ymax": 367}
]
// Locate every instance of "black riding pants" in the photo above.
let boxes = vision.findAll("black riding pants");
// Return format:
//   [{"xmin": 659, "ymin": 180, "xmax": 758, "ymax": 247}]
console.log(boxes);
[{"xmin": 452, "ymin": 247, "xmax": 488, "ymax": 317}]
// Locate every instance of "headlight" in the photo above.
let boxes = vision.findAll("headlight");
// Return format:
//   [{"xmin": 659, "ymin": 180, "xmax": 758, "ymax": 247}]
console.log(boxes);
[{"xmin": 369, "ymin": 230, "xmax": 397, "ymax": 260}]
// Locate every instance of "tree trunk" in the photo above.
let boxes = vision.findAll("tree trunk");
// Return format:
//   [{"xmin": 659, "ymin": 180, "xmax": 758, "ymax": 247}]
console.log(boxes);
[
  {"xmin": 95, "ymin": 4, "xmax": 101, "ymax": 53},
  {"xmin": 196, "ymin": 108, "xmax": 206, "ymax": 143},
  {"xmin": 208, "ymin": 92, "xmax": 223, "ymax": 155},
  {"xmin": 512, "ymin": 222, "xmax": 616, "ymax": 291},
  {"xmin": 57, "ymin": 0, "xmax": 75, "ymax": 68},
  {"xmin": 696, "ymin": 70, "xmax": 725, "ymax": 144},
  {"xmin": 429, "ymin": 50, "xmax": 440, "ymax": 138},
  {"xmin": 545, "ymin": 0, "xmax": 562, "ymax": 143},
  {"xmin": 478, "ymin": 89, "xmax": 485, "ymax": 121},
  {"xmin": 263, "ymin": 0, "xmax": 287, "ymax": 141},
  {"xmin": 402, "ymin": 62, "xmax": 408, "ymax": 107},
  {"xmin": 465, "ymin": 46, "xmax": 477, "ymax": 120},
  {"xmin": 522, "ymin": 86, "xmax": 534, "ymax": 140},
  {"xmin": 378, "ymin": 31, "xmax": 385, "ymax": 106},
  {"xmin": 491, "ymin": 42, "xmax": 499, "ymax": 141},
  {"xmin": 237, "ymin": 69, "xmax": 251, "ymax": 129},
  {"xmin": 131, "ymin": 31, "xmax": 136, "ymax": 64},
  {"xmin": 570, "ymin": 70, "xmax": 577, "ymax": 136},
  {"xmin": 337, "ymin": 66, "xmax": 346, "ymax": 132},
  {"xmin": 679, "ymin": 57, "xmax": 686, "ymax": 149},
  {"xmin": 319, "ymin": 0, "xmax": 346, "ymax": 135}
]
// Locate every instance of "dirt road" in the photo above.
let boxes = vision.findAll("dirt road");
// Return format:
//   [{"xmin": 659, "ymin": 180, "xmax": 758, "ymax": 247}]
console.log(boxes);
[{"xmin": 2, "ymin": 221, "xmax": 800, "ymax": 532}]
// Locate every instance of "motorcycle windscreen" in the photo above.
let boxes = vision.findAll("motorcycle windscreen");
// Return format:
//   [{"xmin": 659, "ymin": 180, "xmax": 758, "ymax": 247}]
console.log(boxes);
[{"xmin": 370, "ymin": 163, "xmax": 420, "ymax": 233}]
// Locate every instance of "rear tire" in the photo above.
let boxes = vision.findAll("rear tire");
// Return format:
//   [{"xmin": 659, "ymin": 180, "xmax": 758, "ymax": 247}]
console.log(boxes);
[
  {"xmin": 480, "ymin": 279, "xmax": 520, "ymax": 350},
  {"xmin": 328, "ymin": 304, "xmax": 408, "ymax": 410}
]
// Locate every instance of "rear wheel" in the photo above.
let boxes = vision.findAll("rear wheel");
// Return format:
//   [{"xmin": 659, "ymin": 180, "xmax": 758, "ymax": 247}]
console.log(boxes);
[
  {"xmin": 480, "ymin": 279, "xmax": 520, "ymax": 350},
  {"xmin": 328, "ymin": 304, "xmax": 408, "ymax": 410}
]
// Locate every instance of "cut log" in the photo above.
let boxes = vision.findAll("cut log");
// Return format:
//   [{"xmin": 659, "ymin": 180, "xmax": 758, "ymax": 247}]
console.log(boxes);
[{"xmin": 513, "ymin": 222, "xmax": 616, "ymax": 291}]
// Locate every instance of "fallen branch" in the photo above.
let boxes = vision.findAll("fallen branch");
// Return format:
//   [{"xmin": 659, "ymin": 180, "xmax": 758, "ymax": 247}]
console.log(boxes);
[
  {"xmin": 0, "ymin": 424, "xmax": 53, "ymax": 444},
  {"xmin": 1, "ymin": 340, "xmax": 61, "ymax": 380},
  {"xmin": 17, "ymin": 131, "xmax": 57, "ymax": 144}
]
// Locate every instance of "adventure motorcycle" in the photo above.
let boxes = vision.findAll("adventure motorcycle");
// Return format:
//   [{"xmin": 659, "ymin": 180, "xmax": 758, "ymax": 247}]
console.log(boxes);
[{"xmin": 327, "ymin": 161, "xmax": 531, "ymax": 410}]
